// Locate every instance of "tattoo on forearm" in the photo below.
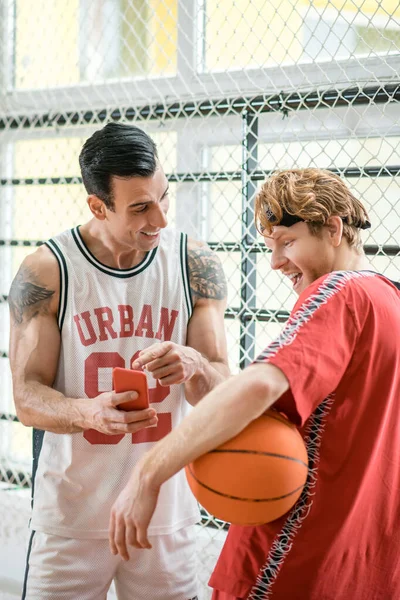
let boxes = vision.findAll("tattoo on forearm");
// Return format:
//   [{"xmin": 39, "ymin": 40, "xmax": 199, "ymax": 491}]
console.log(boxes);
[
  {"xmin": 8, "ymin": 265, "xmax": 55, "ymax": 324},
  {"xmin": 188, "ymin": 245, "xmax": 227, "ymax": 301}
]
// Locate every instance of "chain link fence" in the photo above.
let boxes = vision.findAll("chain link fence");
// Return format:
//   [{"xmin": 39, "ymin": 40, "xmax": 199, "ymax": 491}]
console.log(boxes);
[{"xmin": 1, "ymin": 0, "xmax": 400, "ymax": 596}]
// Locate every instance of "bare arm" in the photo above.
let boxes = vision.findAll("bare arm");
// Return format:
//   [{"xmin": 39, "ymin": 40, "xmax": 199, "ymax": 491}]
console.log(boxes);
[
  {"xmin": 109, "ymin": 363, "xmax": 289, "ymax": 557},
  {"xmin": 132, "ymin": 240, "xmax": 230, "ymax": 405},
  {"xmin": 9, "ymin": 247, "xmax": 157, "ymax": 434},
  {"xmin": 145, "ymin": 364, "xmax": 289, "ymax": 483},
  {"xmin": 8, "ymin": 247, "xmax": 81, "ymax": 432},
  {"xmin": 184, "ymin": 239, "xmax": 229, "ymax": 403}
]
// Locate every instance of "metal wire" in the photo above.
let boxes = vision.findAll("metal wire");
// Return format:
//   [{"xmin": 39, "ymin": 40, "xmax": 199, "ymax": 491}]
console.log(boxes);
[{"xmin": 1, "ymin": 0, "xmax": 400, "ymax": 594}]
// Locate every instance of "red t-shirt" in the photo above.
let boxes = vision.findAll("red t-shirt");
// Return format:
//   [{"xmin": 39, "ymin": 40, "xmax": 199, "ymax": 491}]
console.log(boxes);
[{"xmin": 210, "ymin": 270, "xmax": 400, "ymax": 600}]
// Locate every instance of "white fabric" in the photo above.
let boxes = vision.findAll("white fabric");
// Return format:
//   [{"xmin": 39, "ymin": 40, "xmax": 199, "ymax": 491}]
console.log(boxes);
[
  {"xmin": 30, "ymin": 226, "xmax": 200, "ymax": 538},
  {"xmin": 24, "ymin": 528, "xmax": 199, "ymax": 600}
]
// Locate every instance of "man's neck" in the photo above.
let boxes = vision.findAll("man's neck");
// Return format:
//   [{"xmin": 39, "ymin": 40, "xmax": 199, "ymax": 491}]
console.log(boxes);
[
  {"xmin": 334, "ymin": 247, "xmax": 372, "ymax": 273},
  {"xmin": 79, "ymin": 221, "xmax": 147, "ymax": 269}
]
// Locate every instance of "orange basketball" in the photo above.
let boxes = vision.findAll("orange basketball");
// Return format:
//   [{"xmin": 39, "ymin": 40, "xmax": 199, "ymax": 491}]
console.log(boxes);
[{"xmin": 185, "ymin": 410, "xmax": 308, "ymax": 525}]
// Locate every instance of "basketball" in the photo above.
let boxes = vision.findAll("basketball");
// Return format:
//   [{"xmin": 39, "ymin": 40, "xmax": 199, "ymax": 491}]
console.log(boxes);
[{"xmin": 185, "ymin": 410, "xmax": 308, "ymax": 525}]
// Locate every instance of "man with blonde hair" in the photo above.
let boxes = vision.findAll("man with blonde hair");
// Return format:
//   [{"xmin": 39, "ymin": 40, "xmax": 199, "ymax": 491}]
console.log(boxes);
[{"xmin": 108, "ymin": 168, "xmax": 400, "ymax": 600}]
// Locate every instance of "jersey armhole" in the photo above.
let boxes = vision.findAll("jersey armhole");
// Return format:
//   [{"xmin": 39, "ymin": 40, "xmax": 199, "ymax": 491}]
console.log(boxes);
[
  {"xmin": 44, "ymin": 239, "xmax": 68, "ymax": 331},
  {"xmin": 180, "ymin": 232, "xmax": 193, "ymax": 318}
]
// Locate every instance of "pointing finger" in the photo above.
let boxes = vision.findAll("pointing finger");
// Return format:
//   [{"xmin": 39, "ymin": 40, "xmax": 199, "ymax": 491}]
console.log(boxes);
[{"xmin": 132, "ymin": 343, "xmax": 173, "ymax": 369}]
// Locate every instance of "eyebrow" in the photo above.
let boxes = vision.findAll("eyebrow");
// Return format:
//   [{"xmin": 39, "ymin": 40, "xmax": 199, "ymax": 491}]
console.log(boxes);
[
  {"xmin": 264, "ymin": 229, "xmax": 286, "ymax": 242},
  {"xmin": 128, "ymin": 185, "xmax": 169, "ymax": 208}
]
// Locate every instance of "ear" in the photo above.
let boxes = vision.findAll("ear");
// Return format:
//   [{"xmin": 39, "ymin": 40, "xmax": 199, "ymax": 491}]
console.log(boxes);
[
  {"xmin": 325, "ymin": 216, "xmax": 343, "ymax": 247},
  {"xmin": 87, "ymin": 195, "xmax": 107, "ymax": 221}
]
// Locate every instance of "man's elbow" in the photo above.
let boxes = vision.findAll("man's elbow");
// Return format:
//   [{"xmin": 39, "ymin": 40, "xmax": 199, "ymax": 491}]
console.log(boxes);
[
  {"xmin": 212, "ymin": 360, "xmax": 230, "ymax": 379},
  {"xmin": 14, "ymin": 402, "xmax": 33, "ymax": 427},
  {"xmin": 242, "ymin": 363, "xmax": 290, "ymax": 415},
  {"xmin": 12, "ymin": 384, "xmax": 35, "ymax": 427}
]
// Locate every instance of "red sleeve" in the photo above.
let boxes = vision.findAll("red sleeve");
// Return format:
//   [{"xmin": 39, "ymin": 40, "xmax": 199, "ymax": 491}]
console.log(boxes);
[{"xmin": 255, "ymin": 272, "xmax": 362, "ymax": 426}]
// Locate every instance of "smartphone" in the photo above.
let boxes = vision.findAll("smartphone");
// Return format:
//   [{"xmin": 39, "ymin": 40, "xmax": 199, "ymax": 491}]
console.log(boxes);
[{"xmin": 112, "ymin": 367, "xmax": 150, "ymax": 411}]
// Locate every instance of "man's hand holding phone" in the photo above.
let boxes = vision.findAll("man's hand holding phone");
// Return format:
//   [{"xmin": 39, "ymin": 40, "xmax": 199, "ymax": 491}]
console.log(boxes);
[
  {"xmin": 80, "ymin": 368, "xmax": 157, "ymax": 438},
  {"xmin": 113, "ymin": 367, "xmax": 151, "ymax": 411}
]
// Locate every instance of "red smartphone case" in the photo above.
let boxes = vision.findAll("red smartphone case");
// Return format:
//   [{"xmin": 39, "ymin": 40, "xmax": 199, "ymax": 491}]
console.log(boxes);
[{"xmin": 112, "ymin": 367, "xmax": 150, "ymax": 411}]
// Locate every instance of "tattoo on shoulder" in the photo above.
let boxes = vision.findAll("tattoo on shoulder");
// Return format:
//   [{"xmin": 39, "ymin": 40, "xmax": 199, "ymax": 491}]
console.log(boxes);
[
  {"xmin": 8, "ymin": 264, "xmax": 55, "ymax": 325},
  {"xmin": 187, "ymin": 245, "xmax": 227, "ymax": 302}
]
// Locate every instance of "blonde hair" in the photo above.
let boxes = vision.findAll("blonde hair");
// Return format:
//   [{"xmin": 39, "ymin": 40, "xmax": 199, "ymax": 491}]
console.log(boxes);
[{"xmin": 255, "ymin": 168, "xmax": 370, "ymax": 249}]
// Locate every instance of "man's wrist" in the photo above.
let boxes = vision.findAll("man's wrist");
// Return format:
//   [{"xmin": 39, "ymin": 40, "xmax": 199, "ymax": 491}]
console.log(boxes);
[
  {"xmin": 72, "ymin": 397, "xmax": 91, "ymax": 430},
  {"xmin": 133, "ymin": 455, "xmax": 164, "ymax": 491},
  {"xmin": 190, "ymin": 350, "xmax": 207, "ymax": 381}
]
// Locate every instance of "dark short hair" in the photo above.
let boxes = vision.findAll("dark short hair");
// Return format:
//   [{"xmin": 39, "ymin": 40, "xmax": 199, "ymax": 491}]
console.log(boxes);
[{"xmin": 79, "ymin": 123, "xmax": 158, "ymax": 210}]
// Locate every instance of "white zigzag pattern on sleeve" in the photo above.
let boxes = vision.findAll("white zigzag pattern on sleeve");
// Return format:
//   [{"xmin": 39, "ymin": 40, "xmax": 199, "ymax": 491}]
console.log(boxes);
[{"xmin": 255, "ymin": 270, "xmax": 375, "ymax": 364}]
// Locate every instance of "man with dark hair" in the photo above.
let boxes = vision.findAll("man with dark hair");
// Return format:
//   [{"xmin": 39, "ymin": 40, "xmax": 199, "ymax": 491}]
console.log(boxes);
[
  {"xmin": 8, "ymin": 122, "xmax": 229, "ymax": 600},
  {"xmin": 79, "ymin": 123, "xmax": 159, "ymax": 209},
  {"xmin": 109, "ymin": 168, "xmax": 400, "ymax": 600}
]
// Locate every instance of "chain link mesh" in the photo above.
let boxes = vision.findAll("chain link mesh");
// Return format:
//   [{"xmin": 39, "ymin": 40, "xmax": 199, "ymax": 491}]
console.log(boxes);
[{"xmin": 1, "ymin": 0, "xmax": 400, "ymax": 596}]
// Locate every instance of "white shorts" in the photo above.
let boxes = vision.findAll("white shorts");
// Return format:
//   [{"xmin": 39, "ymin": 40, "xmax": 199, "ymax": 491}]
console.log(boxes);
[{"xmin": 22, "ymin": 526, "xmax": 199, "ymax": 600}]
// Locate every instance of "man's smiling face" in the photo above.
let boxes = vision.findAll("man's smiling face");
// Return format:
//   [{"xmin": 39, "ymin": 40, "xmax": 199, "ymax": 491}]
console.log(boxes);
[{"xmin": 264, "ymin": 221, "xmax": 336, "ymax": 296}]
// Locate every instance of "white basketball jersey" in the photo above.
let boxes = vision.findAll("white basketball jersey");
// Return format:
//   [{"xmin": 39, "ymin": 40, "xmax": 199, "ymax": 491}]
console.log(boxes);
[{"xmin": 30, "ymin": 226, "xmax": 200, "ymax": 539}]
